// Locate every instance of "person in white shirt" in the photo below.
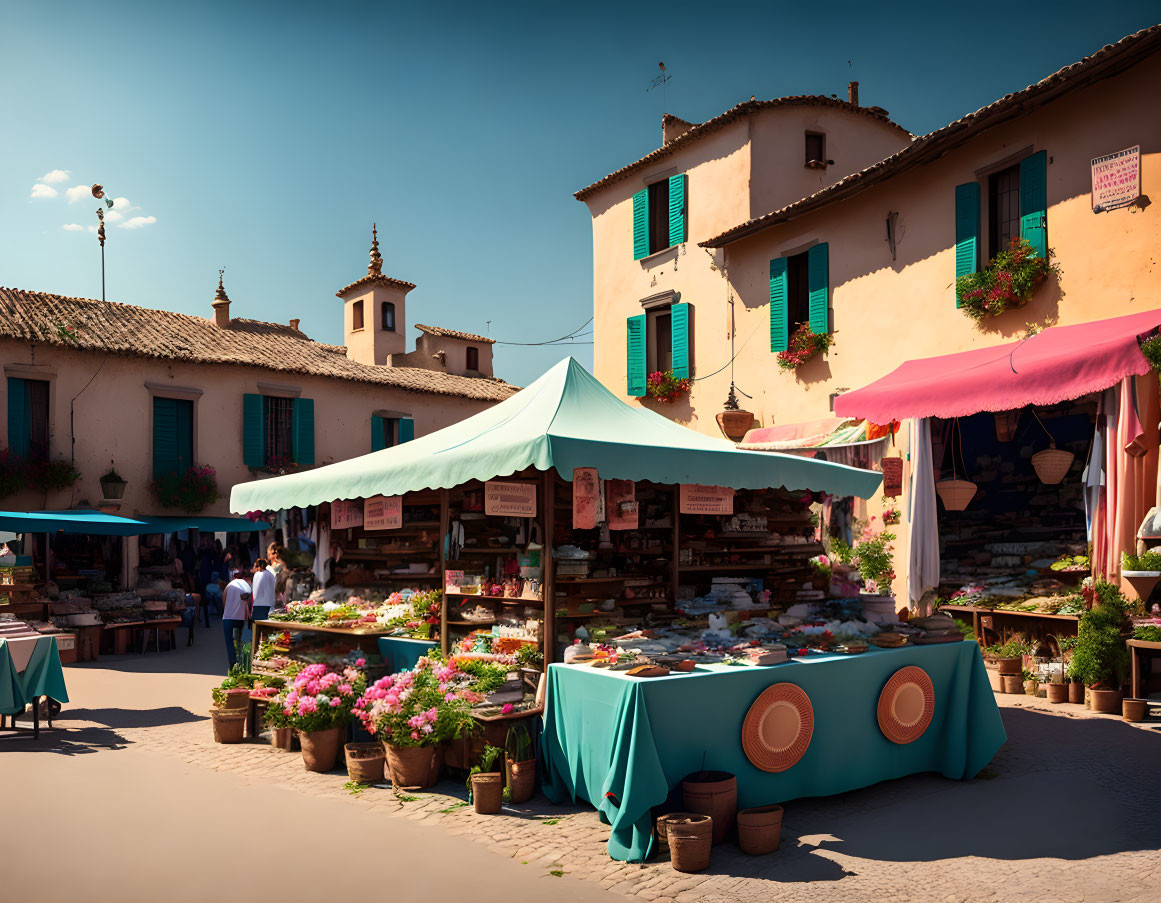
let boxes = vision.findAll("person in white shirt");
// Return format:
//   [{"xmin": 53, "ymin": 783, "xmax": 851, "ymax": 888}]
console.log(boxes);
[
  {"xmin": 222, "ymin": 570, "xmax": 252, "ymax": 672},
  {"xmin": 251, "ymin": 558, "xmax": 276, "ymax": 621}
]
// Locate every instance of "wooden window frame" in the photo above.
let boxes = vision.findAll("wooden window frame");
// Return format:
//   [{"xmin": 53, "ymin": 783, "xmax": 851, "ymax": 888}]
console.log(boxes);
[{"xmin": 146, "ymin": 383, "xmax": 203, "ymax": 479}]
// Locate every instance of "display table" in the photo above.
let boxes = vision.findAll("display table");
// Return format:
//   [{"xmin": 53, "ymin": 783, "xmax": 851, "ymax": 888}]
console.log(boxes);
[
  {"xmin": 1127, "ymin": 638, "xmax": 1161, "ymax": 699},
  {"xmin": 377, "ymin": 637, "xmax": 438, "ymax": 673},
  {"xmin": 940, "ymin": 604, "xmax": 1079, "ymax": 647},
  {"xmin": 0, "ymin": 636, "xmax": 69, "ymax": 738},
  {"xmin": 541, "ymin": 642, "xmax": 1005, "ymax": 861}
]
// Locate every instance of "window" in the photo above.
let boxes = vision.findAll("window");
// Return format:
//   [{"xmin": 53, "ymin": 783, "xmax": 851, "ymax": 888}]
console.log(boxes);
[
  {"xmin": 7, "ymin": 377, "xmax": 50, "ymax": 460},
  {"xmin": 152, "ymin": 396, "xmax": 193, "ymax": 479},
  {"xmin": 769, "ymin": 243, "xmax": 830, "ymax": 352},
  {"xmin": 352, "ymin": 299, "xmax": 364, "ymax": 331},
  {"xmin": 785, "ymin": 251, "xmax": 811, "ymax": 334},
  {"xmin": 466, "ymin": 346, "xmax": 479, "ymax": 372},
  {"xmin": 647, "ymin": 180, "xmax": 670, "ymax": 256},
  {"xmin": 805, "ymin": 132, "xmax": 826, "ymax": 166},
  {"xmin": 372, "ymin": 414, "xmax": 414, "ymax": 451},
  {"xmin": 625, "ymin": 303, "xmax": 691, "ymax": 395},
  {"xmin": 632, "ymin": 174, "xmax": 687, "ymax": 260},
  {"xmin": 646, "ymin": 307, "xmax": 673, "ymax": 374},
  {"xmin": 263, "ymin": 396, "xmax": 294, "ymax": 467},
  {"xmin": 381, "ymin": 301, "xmax": 395, "ymax": 332},
  {"xmin": 988, "ymin": 164, "xmax": 1021, "ymax": 257}
]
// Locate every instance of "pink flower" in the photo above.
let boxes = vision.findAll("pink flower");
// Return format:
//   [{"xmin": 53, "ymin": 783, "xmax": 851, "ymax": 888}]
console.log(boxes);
[
  {"xmin": 355, "ymin": 658, "xmax": 366, "ymax": 667},
  {"xmin": 329, "ymin": 697, "xmax": 341, "ymax": 707},
  {"xmin": 501, "ymin": 704, "xmax": 514, "ymax": 715},
  {"xmin": 410, "ymin": 731, "xmax": 420, "ymax": 740}
]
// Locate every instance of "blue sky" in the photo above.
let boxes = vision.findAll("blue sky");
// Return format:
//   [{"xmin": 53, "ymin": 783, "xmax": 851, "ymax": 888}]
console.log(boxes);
[{"xmin": 2, "ymin": 1, "xmax": 1157, "ymax": 386}]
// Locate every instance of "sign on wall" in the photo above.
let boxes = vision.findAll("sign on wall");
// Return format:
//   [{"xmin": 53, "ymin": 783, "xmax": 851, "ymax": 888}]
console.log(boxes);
[
  {"xmin": 331, "ymin": 499, "xmax": 363, "ymax": 530},
  {"xmin": 679, "ymin": 484, "xmax": 735, "ymax": 515},
  {"xmin": 881, "ymin": 457, "xmax": 904, "ymax": 498},
  {"xmin": 572, "ymin": 467, "xmax": 600, "ymax": 530},
  {"xmin": 484, "ymin": 481, "xmax": 537, "ymax": 517},
  {"xmin": 364, "ymin": 495, "xmax": 403, "ymax": 530},
  {"xmin": 1091, "ymin": 145, "xmax": 1140, "ymax": 212}
]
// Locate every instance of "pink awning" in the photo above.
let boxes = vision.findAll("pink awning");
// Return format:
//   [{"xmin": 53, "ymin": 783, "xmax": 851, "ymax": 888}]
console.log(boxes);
[{"xmin": 835, "ymin": 308, "xmax": 1161, "ymax": 423}]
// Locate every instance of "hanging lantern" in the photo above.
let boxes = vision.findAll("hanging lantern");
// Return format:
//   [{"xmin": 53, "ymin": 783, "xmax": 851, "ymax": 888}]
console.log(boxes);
[
  {"xmin": 935, "ymin": 417, "xmax": 976, "ymax": 510},
  {"xmin": 1032, "ymin": 443, "xmax": 1075, "ymax": 485}
]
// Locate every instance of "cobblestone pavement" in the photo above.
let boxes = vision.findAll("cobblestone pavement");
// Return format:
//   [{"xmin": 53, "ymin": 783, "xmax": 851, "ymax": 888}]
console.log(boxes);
[{"xmin": 9, "ymin": 636, "xmax": 1161, "ymax": 903}]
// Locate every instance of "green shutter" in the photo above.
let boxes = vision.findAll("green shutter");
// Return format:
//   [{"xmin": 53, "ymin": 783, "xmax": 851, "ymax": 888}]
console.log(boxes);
[
  {"xmin": 671, "ymin": 302, "xmax": 691, "ymax": 379},
  {"xmin": 398, "ymin": 417, "xmax": 414, "ymax": 443},
  {"xmin": 153, "ymin": 397, "xmax": 178, "ymax": 479},
  {"xmin": 807, "ymin": 243, "xmax": 830, "ymax": 334},
  {"xmin": 243, "ymin": 393, "xmax": 265, "ymax": 468},
  {"xmin": 174, "ymin": 399, "xmax": 193, "ymax": 473},
  {"xmin": 292, "ymin": 397, "xmax": 315, "ymax": 466},
  {"xmin": 632, "ymin": 189, "xmax": 649, "ymax": 260},
  {"xmin": 954, "ymin": 182, "xmax": 981, "ymax": 308},
  {"xmin": 371, "ymin": 414, "xmax": 386, "ymax": 452},
  {"xmin": 769, "ymin": 258, "xmax": 788, "ymax": 352},
  {"xmin": 6, "ymin": 377, "xmax": 28, "ymax": 458},
  {"xmin": 668, "ymin": 174, "xmax": 687, "ymax": 247},
  {"xmin": 1019, "ymin": 150, "xmax": 1048, "ymax": 259},
  {"xmin": 626, "ymin": 315, "xmax": 647, "ymax": 396}
]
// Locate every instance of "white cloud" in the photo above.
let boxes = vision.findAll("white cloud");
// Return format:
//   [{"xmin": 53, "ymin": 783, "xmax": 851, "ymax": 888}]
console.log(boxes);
[
  {"xmin": 30, "ymin": 183, "xmax": 58, "ymax": 199},
  {"xmin": 61, "ymin": 223, "xmax": 85, "ymax": 232},
  {"xmin": 104, "ymin": 209, "xmax": 123, "ymax": 223},
  {"xmin": 66, "ymin": 184, "xmax": 95, "ymax": 203},
  {"xmin": 118, "ymin": 215, "xmax": 156, "ymax": 230},
  {"xmin": 111, "ymin": 196, "xmax": 134, "ymax": 211},
  {"xmin": 39, "ymin": 169, "xmax": 70, "ymax": 184}
]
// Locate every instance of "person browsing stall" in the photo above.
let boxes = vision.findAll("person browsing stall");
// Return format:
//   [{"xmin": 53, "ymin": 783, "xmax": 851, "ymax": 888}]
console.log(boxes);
[
  {"xmin": 251, "ymin": 558, "xmax": 276, "ymax": 621},
  {"xmin": 222, "ymin": 569, "xmax": 252, "ymax": 672}
]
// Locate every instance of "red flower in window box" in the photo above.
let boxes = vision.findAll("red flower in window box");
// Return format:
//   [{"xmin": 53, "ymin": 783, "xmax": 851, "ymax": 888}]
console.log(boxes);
[
  {"xmin": 956, "ymin": 238, "xmax": 1060, "ymax": 321},
  {"xmin": 777, "ymin": 323, "xmax": 834, "ymax": 372},
  {"xmin": 645, "ymin": 370, "xmax": 691, "ymax": 403}
]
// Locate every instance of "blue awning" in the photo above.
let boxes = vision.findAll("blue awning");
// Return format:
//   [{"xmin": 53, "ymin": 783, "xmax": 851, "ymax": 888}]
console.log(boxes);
[
  {"xmin": 0, "ymin": 510, "xmax": 269, "ymax": 537},
  {"xmin": 137, "ymin": 515, "xmax": 270, "ymax": 533}
]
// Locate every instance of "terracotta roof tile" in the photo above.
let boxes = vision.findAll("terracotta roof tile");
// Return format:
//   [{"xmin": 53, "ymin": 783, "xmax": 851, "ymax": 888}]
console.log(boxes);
[
  {"xmin": 414, "ymin": 323, "xmax": 495, "ymax": 344},
  {"xmin": 574, "ymin": 96, "xmax": 910, "ymax": 201},
  {"xmin": 335, "ymin": 273, "xmax": 416, "ymax": 296},
  {"xmin": 702, "ymin": 25, "xmax": 1161, "ymax": 247},
  {"xmin": 0, "ymin": 288, "xmax": 517, "ymax": 402}
]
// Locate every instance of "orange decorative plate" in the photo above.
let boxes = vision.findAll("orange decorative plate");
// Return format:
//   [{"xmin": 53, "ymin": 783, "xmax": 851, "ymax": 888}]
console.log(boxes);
[
  {"xmin": 742, "ymin": 682, "xmax": 814, "ymax": 772},
  {"xmin": 877, "ymin": 666, "xmax": 935, "ymax": 744}
]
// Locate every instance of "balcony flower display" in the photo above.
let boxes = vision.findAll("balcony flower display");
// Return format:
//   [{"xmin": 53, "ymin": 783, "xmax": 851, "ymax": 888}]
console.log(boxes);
[
  {"xmin": 777, "ymin": 323, "xmax": 834, "ymax": 371},
  {"xmin": 152, "ymin": 464, "xmax": 219, "ymax": 513},
  {"xmin": 646, "ymin": 370, "xmax": 692, "ymax": 403},
  {"xmin": 956, "ymin": 238, "xmax": 1060, "ymax": 321}
]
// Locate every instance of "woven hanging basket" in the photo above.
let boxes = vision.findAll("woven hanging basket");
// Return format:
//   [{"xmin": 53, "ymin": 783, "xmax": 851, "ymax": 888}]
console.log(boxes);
[
  {"xmin": 935, "ymin": 479, "xmax": 977, "ymax": 511},
  {"xmin": 1031, "ymin": 445, "xmax": 1074, "ymax": 485}
]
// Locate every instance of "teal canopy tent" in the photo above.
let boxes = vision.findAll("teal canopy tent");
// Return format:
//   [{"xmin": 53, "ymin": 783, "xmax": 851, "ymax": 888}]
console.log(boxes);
[{"xmin": 231, "ymin": 358, "xmax": 880, "ymax": 512}]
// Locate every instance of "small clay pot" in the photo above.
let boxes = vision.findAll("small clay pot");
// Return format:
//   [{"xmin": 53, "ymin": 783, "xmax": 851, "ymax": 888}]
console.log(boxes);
[
  {"xmin": 1123, "ymin": 698, "xmax": 1148, "ymax": 723},
  {"xmin": 994, "ymin": 656, "xmax": 1022, "ymax": 676},
  {"xmin": 681, "ymin": 771, "xmax": 737, "ymax": 844},
  {"xmin": 1045, "ymin": 682, "xmax": 1069, "ymax": 704},
  {"xmin": 270, "ymin": 726, "xmax": 295, "ymax": 751},
  {"xmin": 345, "ymin": 742, "xmax": 385, "ymax": 784},
  {"xmin": 1000, "ymin": 674, "xmax": 1023, "ymax": 694},
  {"xmin": 507, "ymin": 759, "xmax": 537, "ymax": 804},
  {"xmin": 211, "ymin": 709, "xmax": 246, "ymax": 743},
  {"xmin": 471, "ymin": 772, "xmax": 503, "ymax": 814},
  {"xmin": 1089, "ymin": 688, "xmax": 1123, "ymax": 715},
  {"xmin": 986, "ymin": 669, "xmax": 1004, "ymax": 693},
  {"xmin": 660, "ymin": 813, "xmax": 713, "ymax": 873},
  {"xmin": 384, "ymin": 743, "xmax": 442, "ymax": 789},
  {"xmin": 1068, "ymin": 681, "xmax": 1084, "ymax": 704},
  {"xmin": 736, "ymin": 804, "xmax": 783, "ymax": 855},
  {"xmin": 299, "ymin": 726, "xmax": 343, "ymax": 772}
]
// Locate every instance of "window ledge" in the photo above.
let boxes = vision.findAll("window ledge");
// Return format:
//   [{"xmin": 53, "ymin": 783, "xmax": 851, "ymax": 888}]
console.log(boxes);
[
  {"xmin": 638, "ymin": 245, "xmax": 679, "ymax": 268},
  {"xmin": 804, "ymin": 160, "xmax": 830, "ymax": 170}
]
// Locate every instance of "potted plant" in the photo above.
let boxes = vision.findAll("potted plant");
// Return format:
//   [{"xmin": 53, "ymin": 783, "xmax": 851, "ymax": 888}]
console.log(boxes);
[
  {"xmin": 99, "ymin": 463, "xmax": 128, "ymax": 500},
  {"xmin": 1066, "ymin": 579, "xmax": 1130, "ymax": 714},
  {"xmin": 212, "ymin": 665, "xmax": 255, "ymax": 710},
  {"xmin": 1022, "ymin": 669, "xmax": 1040, "ymax": 697},
  {"xmin": 808, "ymin": 554, "xmax": 832, "ymax": 591},
  {"xmin": 505, "ymin": 723, "xmax": 536, "ymax": 804},
  {"xmin": 468, "ymin": 744, "xmax": 504, "ymax": 814},
  {"xmin": 776, "ymin": 323, "xmax": 834, "ymax": 372},
  {"xmin": 983, "ymin": 639, "xmax": 1029, "ymax": 678},
  {"xmin": 152, "ymin": 464, "xmax": 219, "ymax": 513},
  {"xmin": 645, "ymin": 370, "xmax": 692, "ymax": 403},
  {"xmin": 956, "ymin": 237, "xmax": 1060, "ymax": 321},
  {"xmin": 263, "ymin": 699, "xmax": 296, "ymax": 751},
  {"xmin": 27, "ymin": 457, "xmax": 81, "ymax": 495},
  {"xmin": 715, "ymin": 383, "xmax": 755, "ymax": 442},
  {"xmin": 831, "ymin": 520, "xmax": 895, "ymax": 595},
  {"xmin": 277, "ymin": 662, "xmax": 366, "ymax": 772}
]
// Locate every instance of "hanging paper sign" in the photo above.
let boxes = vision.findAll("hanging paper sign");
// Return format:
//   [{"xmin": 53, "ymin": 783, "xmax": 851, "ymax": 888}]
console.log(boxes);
[
  {"xmin": 881, "ymin": 457, "xmax": 904, "ymax": 498},
  {"xmin": 1091, "ymin": 145, "xmax": 1140, "ymax": 212},
  {"xmin": 331, "ymin": 500, "xmax": 363, "ymax": 530},
  {"xmin": 364, "ymin": 495, "xmax": 402, "ymax": 530},
  {"xmin": 572, "ymin": 467, "xmax": 600, "ymax": 530},
  {"xmin": 606, "ymin": 479, "xmax": 638, "ymax": 530},
  {"xmin": 484, "ymin": 481, "xmax": 537, "ymax": 517},
  {"xmin": 680, "ymin": 484, "xmax": 735, "ymax": 515}
]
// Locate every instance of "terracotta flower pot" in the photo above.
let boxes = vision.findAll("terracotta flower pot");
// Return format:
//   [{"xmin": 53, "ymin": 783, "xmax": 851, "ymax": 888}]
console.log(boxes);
[
  {"xmin": 1123, "ymin": 698, "xmax": 1148, "ymax": 722},
  {"xmin": 659, "ymin": 813, "xmax": 713, "ymax": 873},
  {"xmin": 1000, "ymin": 674, "xmax": 1023, "ymax": 694},
  {"xmin": 345, "ymin": 742, "xmax": 385, "ymax": 784},
  {"xmin": 471, "ymin": 772, "xmax": 503, "ymax": 814},
  {"xmin": 1089, "ymin": 688, "xmax": 1122, "ymax": 715},
  {"xmin": 716, "ymin": 410, "xmax": 755, "ymax": 443},
  {"xmin": 681, "ymin": 771, "xmax": 736, "ymax": 844},
  {"xmin": 507, "ymin": 758, "xmax": 537, "ymax": 804},
  {"xmin": 270, "ymin": 726, "xmax": 295, "ymax": 751},
  {"xmin": 1045, "ymin": 683, "xmax": 1069, "ymax": 704},
  {"xmin": 299, "ymin": 726, "xmax": 343, "ymax": 772},
  {"xmin": 736, "ymin": 804, "xmax": 783, "ymax": 855},
  {"xmin": 384, "ymin": 743, "xmax": 441, "ymax": 789},
  {"xmin": 986, "ymin": 669, "xmax": 1004, "ymax": 693},
  {"xmin": 220, "ymin": 688, "xmax": 251, "ymax": 710},
  {"xmin": 994, "ymin": 657, "xmax": 1022, "ymax": 676},
  {"xmin": 1023, "ymin": 680, "xmax": 1040, "ymax": 697},
  {"xmin": 1068, "ymin": 681, "xmax": 1084, "ymax": 704},
  {"xmin": 211, "ymin": 709, "xmax": 246, "ymax": 744}
]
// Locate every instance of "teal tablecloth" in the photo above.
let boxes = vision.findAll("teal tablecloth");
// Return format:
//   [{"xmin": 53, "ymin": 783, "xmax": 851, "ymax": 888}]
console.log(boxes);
[
  {"xmin": 0, "ymin": 636, "xmax": 69, "ymax": 716},
  {"xmin": 377, "ymin": 637, "xmax": 438, "ymax": 673},
  {"xmin": 541, "ymin": 641, "xmax": 1005, "ymax": 861}
]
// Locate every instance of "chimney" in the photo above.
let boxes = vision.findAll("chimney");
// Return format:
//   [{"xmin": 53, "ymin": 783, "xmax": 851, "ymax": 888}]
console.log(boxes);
[
  {"xmin": 212, "ymin": 270, "xmax": 230, "ymax": 328},
  {"xmin": 289, "ymin": 318, "xmax": 300, "ymax": 331},
  {"xmin": 662, "ymin": 113, "xmax": 696, "ymax": 145},
  {"xmin": 848, "ymin": 81, "xmax": 859, "ymax": 107}
]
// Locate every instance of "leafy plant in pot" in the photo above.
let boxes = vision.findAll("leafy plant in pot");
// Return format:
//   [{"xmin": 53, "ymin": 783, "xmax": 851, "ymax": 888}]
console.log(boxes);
[
  {"xmin": 212, "ymin": 664, "xmax": 255, "ymax": 710},
  {"xmin": 505, "ymin": 723, "xmax": 536, "ymax": 804},
  {"xmin": 1066, "ymin": 579, "xmax": 1130, "ymax": 714},
  {"xmin": 468, "ymin": 744, "xmax": 504, "ymax": 814}
]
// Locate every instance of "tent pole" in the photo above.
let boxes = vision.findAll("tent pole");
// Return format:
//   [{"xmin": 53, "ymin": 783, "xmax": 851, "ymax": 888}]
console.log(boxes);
[
  {"xmin": 439, "ymin": 488, "xmax": 449, "ymax": 657},
  {"xmin": 542, "ymin": 469, "xmax": 555, "ymax": 665}
]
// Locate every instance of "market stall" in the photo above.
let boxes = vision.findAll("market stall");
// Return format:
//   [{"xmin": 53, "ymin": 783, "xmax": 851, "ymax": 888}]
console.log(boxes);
[{"xmin": 0, "ymin": 625, "xmax": 69, "ymax": 739}]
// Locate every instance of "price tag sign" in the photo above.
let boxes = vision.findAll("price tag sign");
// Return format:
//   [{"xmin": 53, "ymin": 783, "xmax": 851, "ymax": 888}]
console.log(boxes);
[
  {"xmin": 679, "ymin": 484, "xmax": 735, "ymax": 515},
  {"xmin": 331, "ymin": 499, "xmax": 363, "ymax": 530},
  {"xmin": 364, "ymin": 495, "xmax": 402, "ymax": 530},
  {"xmin": 484, "ymin": 481, "xmax": 537, "ymax": 517},
  {"xmin": 881, "ymin": 457, "xmax": 904, "ymax": 498}
]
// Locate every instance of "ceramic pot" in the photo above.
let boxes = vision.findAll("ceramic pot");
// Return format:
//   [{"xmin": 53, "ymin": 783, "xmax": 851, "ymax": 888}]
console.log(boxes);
[
  {"xmin": 299, "ymin": 726, "xmax": 343, "ymax": 772},
  {"xmin": 736, "ymin": 804, "xmax": 783, "ymax": 855},
  {"xmin": 1000, "ymin": 674, "xmax": 1023, "ymax": 694},
  {"xmin": 211, "ymin": 709, "xmax": 246, "ymax": 744},
  {"xmin": 221, "ymin": 688, "xmax": 251, "ymax": 710},
  {"xmin": 1068, "ymin": 681, "xmax": 1084, "ymax": 704},
  {"xmin": 471, "ymin": 772, "xmax": 503, "ymax": 814},
  {"xmin": 384, "ymin": 743, "xmax": 441, "ymax": 789},
  {"xmin": 1123, "ymin": 698, "xmax": 1148, "ymax": 723},
  {"xmin": 681, "ymin": 771, "xmax": 736, "ymax": 844},
  {"xmin": 1045, "ymin": 683, "xmax": 1069, "ymax": 704},
  {"xmin": 1089, "ymin": 688, "xmax": 1122, "ymax": 715},
  {"xmin": 345, "ymin": 742, "xmax": 385, "ymax": 784},
  {"xmin": 1023, "ymin": 680, "xmax": 1040, "ymax": 696},
  {"xmin": 659, "ymin": 813, "xmax": 713, "ymax": 873},
  {"xmin": 270, "ymin": 726, "xmax": 295, "ymax": 751},
  {"xmin": 715, "ymin": 410, "xmax": 754, "ymax": 443},
  {"xmin": 507, "ymin": 759, "xmax": 537, "ymax": 804}
]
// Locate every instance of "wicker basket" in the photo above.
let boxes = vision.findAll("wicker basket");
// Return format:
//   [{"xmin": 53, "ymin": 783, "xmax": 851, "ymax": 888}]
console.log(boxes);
[
  {"xmin": 936, "ymin": 479, "xmax": 977, "ymax": 511},
  {"xmin": 1031, "ymin": 445, "xmax": 1074, "ymax": 485}
]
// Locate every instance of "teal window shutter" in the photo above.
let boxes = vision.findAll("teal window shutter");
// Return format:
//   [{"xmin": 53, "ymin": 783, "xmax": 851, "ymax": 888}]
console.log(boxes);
[
  {"xmin": 152, "ymin": 397, "xmax": 177, "ymax": 479},
  {"xmin": 243, "ymin": 393, "xmax": 265, "ymax": 468},
  {"xmin": 371, "ymin": 414, "xmax": 386, "ymax": 452},
  {"xmin": 671, "ymin": 302, "xmax": 691, "ymax": 379},
  {"xmin": 292, "ymin": 398, "xmax": 315, "ymax": 466},
  {"xmin": 954, "ymin": 182, "xmax": 981, "ymax": 307},
  {"xmin": 632, "ymin": 189, "xmax": 649, "ymax": 260},
  {"xmin": 174, "ymin": 400, "xmax": 193, "ymax": 473},
  {"xmin": 668, "ymin": 174, "xmax": 687, "ymax": 247},
  {"xmin": 398, "ymin": 416, "xmax": 415, "ymax": 443},
  {"xmin": 6, "ymin": 377, "xmax": 28, "ymax": 457},
  {"xmin": 626, "ymin": 315, "xmax": 647, "ymax": 396},
  {"xmin": 1019, "ymin": 150, "xmax": 1048, "ymax": 259},
  {"xmin": 807, "ymin": 243, "xmax": 830, "ymax": 334},
  {"xmin": 769, "ymin": 259, "xmax": 789, "ymax": 352}
]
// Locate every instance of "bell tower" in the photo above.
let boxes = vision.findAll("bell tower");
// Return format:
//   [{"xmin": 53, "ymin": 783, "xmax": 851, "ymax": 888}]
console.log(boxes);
[{"xmin": 336, "ymin": 224, "xmax": 415, "ymax": 366}]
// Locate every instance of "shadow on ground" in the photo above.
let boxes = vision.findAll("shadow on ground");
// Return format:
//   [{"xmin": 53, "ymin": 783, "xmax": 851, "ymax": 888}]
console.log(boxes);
[
  {"xmin": 59, "ymin": 706, "xmax": 206, "ymax": 730},
  {"xmin": 0, "ymin": 724, "xmax": 131, "ymax": 755}
]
